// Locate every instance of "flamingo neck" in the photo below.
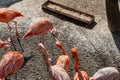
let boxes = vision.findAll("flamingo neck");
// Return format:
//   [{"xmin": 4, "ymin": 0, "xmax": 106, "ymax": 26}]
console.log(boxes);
[
  {"xmin": 74, "ymin": 54, "xmax": 79, "ymax": 72},
  {"xmin": 56, "ymin": 39, "xmax": 66, "ymax": 55},
  {"xmin": 59, "ymin": 45, "xmax": 66, "ymax": 55},
  {"xmin": 38, "ymin": 45, "xmax": 51, "ymax": 68},
  {"xmin": 44, "ymin": 51, "xmax": 51, "ymax": 68}
]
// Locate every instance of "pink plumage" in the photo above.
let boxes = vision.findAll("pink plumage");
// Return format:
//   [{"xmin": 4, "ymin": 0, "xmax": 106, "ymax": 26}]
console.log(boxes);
[
  {"xmin": 55, "ymin": 39, "xmax": 70, "ymax": 72},
  {"xmin": 0, "ymin": 51, "xmax": 24, "ymax": 80},
  {"xmin": 71, "ymin": 48, "xmax": 89, "ymax": 80},
  {"xmin": 0, "ymin": 8, "xmax": 24, "ymax": 52},
  {"xmin": 90, "ymin": 67, "xmax": 119, "ymax": 80},
  {"xmin": 0, "ymin": 8, "xmax": 23, "ymax": 23},
  {"xmin": 38, "ymin": 43, "xmax": 70, "ymax": 80},
  {"xmin": 23, "ymin": 18, "xmax": 58, "ymax": 41}
]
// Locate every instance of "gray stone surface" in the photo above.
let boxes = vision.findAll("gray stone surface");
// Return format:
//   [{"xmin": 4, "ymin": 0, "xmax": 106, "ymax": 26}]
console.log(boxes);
[{"xmin": 0, "ymin": 0, "xmax": 120, "ymax": 80}]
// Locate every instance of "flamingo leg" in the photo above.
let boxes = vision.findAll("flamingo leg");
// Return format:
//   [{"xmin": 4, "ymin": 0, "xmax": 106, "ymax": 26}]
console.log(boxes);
[
  {"xmin": 40, "ymin": 36, "xmax": 44, "ymax": 44},
  {"xmin": 15, "ymin": 73, "xmax": 18, "ymax": 80},
  {"xmin": 13, "ymin": 21, "xmax": 24, "ymax": 52},
  {"xmin": 7, "ymin": 23, "xmax": 16, "ymax": 51},
  {"xmin": 13, "ymin": 21, "xmax": 19, "ymax": 37}
]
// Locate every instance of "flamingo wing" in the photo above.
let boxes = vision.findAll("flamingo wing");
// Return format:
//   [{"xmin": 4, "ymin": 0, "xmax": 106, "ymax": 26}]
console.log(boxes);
[
  {"xmin": 56, "ymin": 55, "xmax": 70, "ymax": 72},
  {"xmin": 0, "ymin": 53, "xmax": 13, "ymax": 78},
  {"xmin": 30, "ymin": 18, "xmax": 53, "ymax": 35},
  {"xmin": 0, "ymin": 51, "xmax": 24, "ymax": 78},
  {"xmin": 92, "ymin": 67, "xmax": 119, "ymax": 80},
  {"xmin": 50, "ymin": 65, "xmax": 70, "ymax": 80}
]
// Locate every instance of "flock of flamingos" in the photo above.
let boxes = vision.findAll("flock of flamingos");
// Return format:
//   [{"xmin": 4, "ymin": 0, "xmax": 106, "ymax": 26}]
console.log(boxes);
[{"xmin": 0, "ymin": 8, "xmax": 119, "ymax": 80}]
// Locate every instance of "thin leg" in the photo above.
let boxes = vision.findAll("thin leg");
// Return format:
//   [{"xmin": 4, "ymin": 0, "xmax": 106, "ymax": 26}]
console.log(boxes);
[
  {"xmin": 15, "ymin": 73, "xmax": 18, "ymax": 80},
  {"xmin": 40, "ymin": 36, "xmax": 44, "ymax": 44},
  {"xmin": 7, "ymin": 23, "xmax": 16, "ymax": 51},
  {"xmin": 7, "ymin": 23, "xmax": 12, "ymax": 41},
  {"xmin": 13, "ymin": 21, "xmax": 19, "ymax": 37},
  {"xmin": 13, "ymin": 21, "xmax": 24, "ymax": 52}
]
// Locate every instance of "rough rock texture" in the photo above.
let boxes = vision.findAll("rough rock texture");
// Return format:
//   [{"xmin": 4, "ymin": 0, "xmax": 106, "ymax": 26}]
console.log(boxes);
[{"xmin": 0, "ymin": 0, "xmax": 120, "ymax": 80}]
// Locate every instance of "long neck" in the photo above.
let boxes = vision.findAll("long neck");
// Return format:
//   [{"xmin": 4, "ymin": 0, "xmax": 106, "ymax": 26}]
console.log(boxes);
[
  {"xmin": 58, "ymin": 44, "xmax": 66, "ymax": 55},
  {"xmin": 74, "ymin": 53, "xmax": 79, "ymax": 72},
  {"xmin": 38, "ymin": 45, "xmax": 51, "ymax": 68},
  {"xmin": 55, "ymin": 39, "xmax": 66, "ymax": 55},
  {"xmin": 44, "ymin": 50, "xmax": 51, "ymax": 68}
]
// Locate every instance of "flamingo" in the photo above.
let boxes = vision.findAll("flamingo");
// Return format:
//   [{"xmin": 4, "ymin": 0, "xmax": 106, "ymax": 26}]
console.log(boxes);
[
  {"xmin": 0, "ymin": 39, "xmax": 10, "ymax": 48},
  {"xmin": 23, "ymin": 18, "xmax": 58, "ymax": 43},
  {"xmin": 89, "ymin": 67, "xmax": 119, "ymax": 80},
  {"xmin": 0, "ymin": 8, "xmax": 24, "ymax": 52},
  {"xmin": 38, "ymin": 43, "xmax": 70, "ymax": 80},
  {"xmin": 55, "ymin": 39, "xmax": 70, "ymax": 72},
  {"xmin": 0, "ymin": 51, "xmax": 24, "ymax": 80},
  {"xmin": 71, "ymin": 48, "xmax": 89, "ymax": 80}
]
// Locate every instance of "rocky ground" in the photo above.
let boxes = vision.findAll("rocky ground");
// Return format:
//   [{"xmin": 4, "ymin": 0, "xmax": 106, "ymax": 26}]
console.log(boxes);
[{"xmin": 0, "ymin": 0, "xmax": 120, "ymax": 80}]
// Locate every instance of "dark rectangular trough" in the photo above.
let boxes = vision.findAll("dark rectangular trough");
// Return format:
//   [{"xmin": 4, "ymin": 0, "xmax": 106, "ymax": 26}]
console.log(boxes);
[{"xmin": 42, "ymin": 1, "xmax": 95, "ymax": 24}]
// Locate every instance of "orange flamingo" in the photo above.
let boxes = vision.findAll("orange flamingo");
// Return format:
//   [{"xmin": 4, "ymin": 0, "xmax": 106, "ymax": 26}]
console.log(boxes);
[
  {"xmin": 0, "ymin": 39, "xmax": 10, "ymax": 48},
  {"xmin": 23, "ymin": 18, "xmax": 58, "ymax": 43},
  {"xmin": 0, "ymin": 8, "xmax": 24, "ymax": 51},
  {"xmin": 0, "ymin": 51, "xmax": 24, "ymax": 80},
  {"xmin": 71, "ymin": 48, "xmax": 89, "ymax": 80},
  {"xmin": 55, "ymin": 39, "xmax": 70, "ymax": 72},
  {"xmin": 89, "ymin": 67, "xmax": 119, "ymax": 80},
  {"xmin": 38, "ymin": 43, "xmax": 70, "ymax": 80}
]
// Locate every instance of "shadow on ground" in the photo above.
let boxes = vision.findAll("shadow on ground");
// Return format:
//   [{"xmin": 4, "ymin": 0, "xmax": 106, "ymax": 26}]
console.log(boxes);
[
  {"xmin": 22, "ymin": 55, "xmax": 34, "ymax": 68},
  {"xmin": 112, "ymin": 33, "xmax": 120, "ymax": 52}
]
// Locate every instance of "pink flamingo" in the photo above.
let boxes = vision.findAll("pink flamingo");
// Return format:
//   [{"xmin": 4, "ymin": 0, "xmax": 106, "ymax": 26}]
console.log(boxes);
[
  {"xmin": 55, "ymin": 39, "xmax": 70, "ymax": 72},
  {"xmin": 0, "ymin": 51, "xmax": 24, "ymax": 80},
  {"xmin": 89, "ymin": 67, "xmax": 119, "ymax": 80},
  {"xmin": 71, "ymin": 48, "xmax": 89, "ymax": 80},
  {"xmin": 0, "ymin": 8, "xmax": 24, "ymax": 51},
  {"xmin": 23, "ymin": 18, "xmax": 58, "ymax": 43},
  {"xmin": 38, "ymin": 43, "xmax": 70, "ymax": 80}
]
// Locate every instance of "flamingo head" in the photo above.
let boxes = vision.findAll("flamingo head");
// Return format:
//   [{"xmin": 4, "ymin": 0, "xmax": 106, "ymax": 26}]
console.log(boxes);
[
  {"xmin": 22, "ymin": 30, "xmax": 32, "ymax": 39},
  {"xmin": 15, "ymin": 10, "xmax": 24, "ymax": 17},
  {"xmin": 71, "ymin": 48, "xmax": 77, "ymax": 59},
  {"xmin": 50, "ymin": 27, "xmax": 59, "ymax": 38},
  {"xmin": 55, "ymin": 40, "xmax": 62, "ymax": 48}
]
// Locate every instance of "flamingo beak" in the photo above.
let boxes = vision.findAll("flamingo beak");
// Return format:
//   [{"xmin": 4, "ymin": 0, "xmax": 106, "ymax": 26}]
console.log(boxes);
[
  {"xmin": 50, "ymin": 27, "xmax": 59, "ymax": 38},
  {"xmin": 19, "ymin": 13, "xmax": 24, "ymax": 17}
]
